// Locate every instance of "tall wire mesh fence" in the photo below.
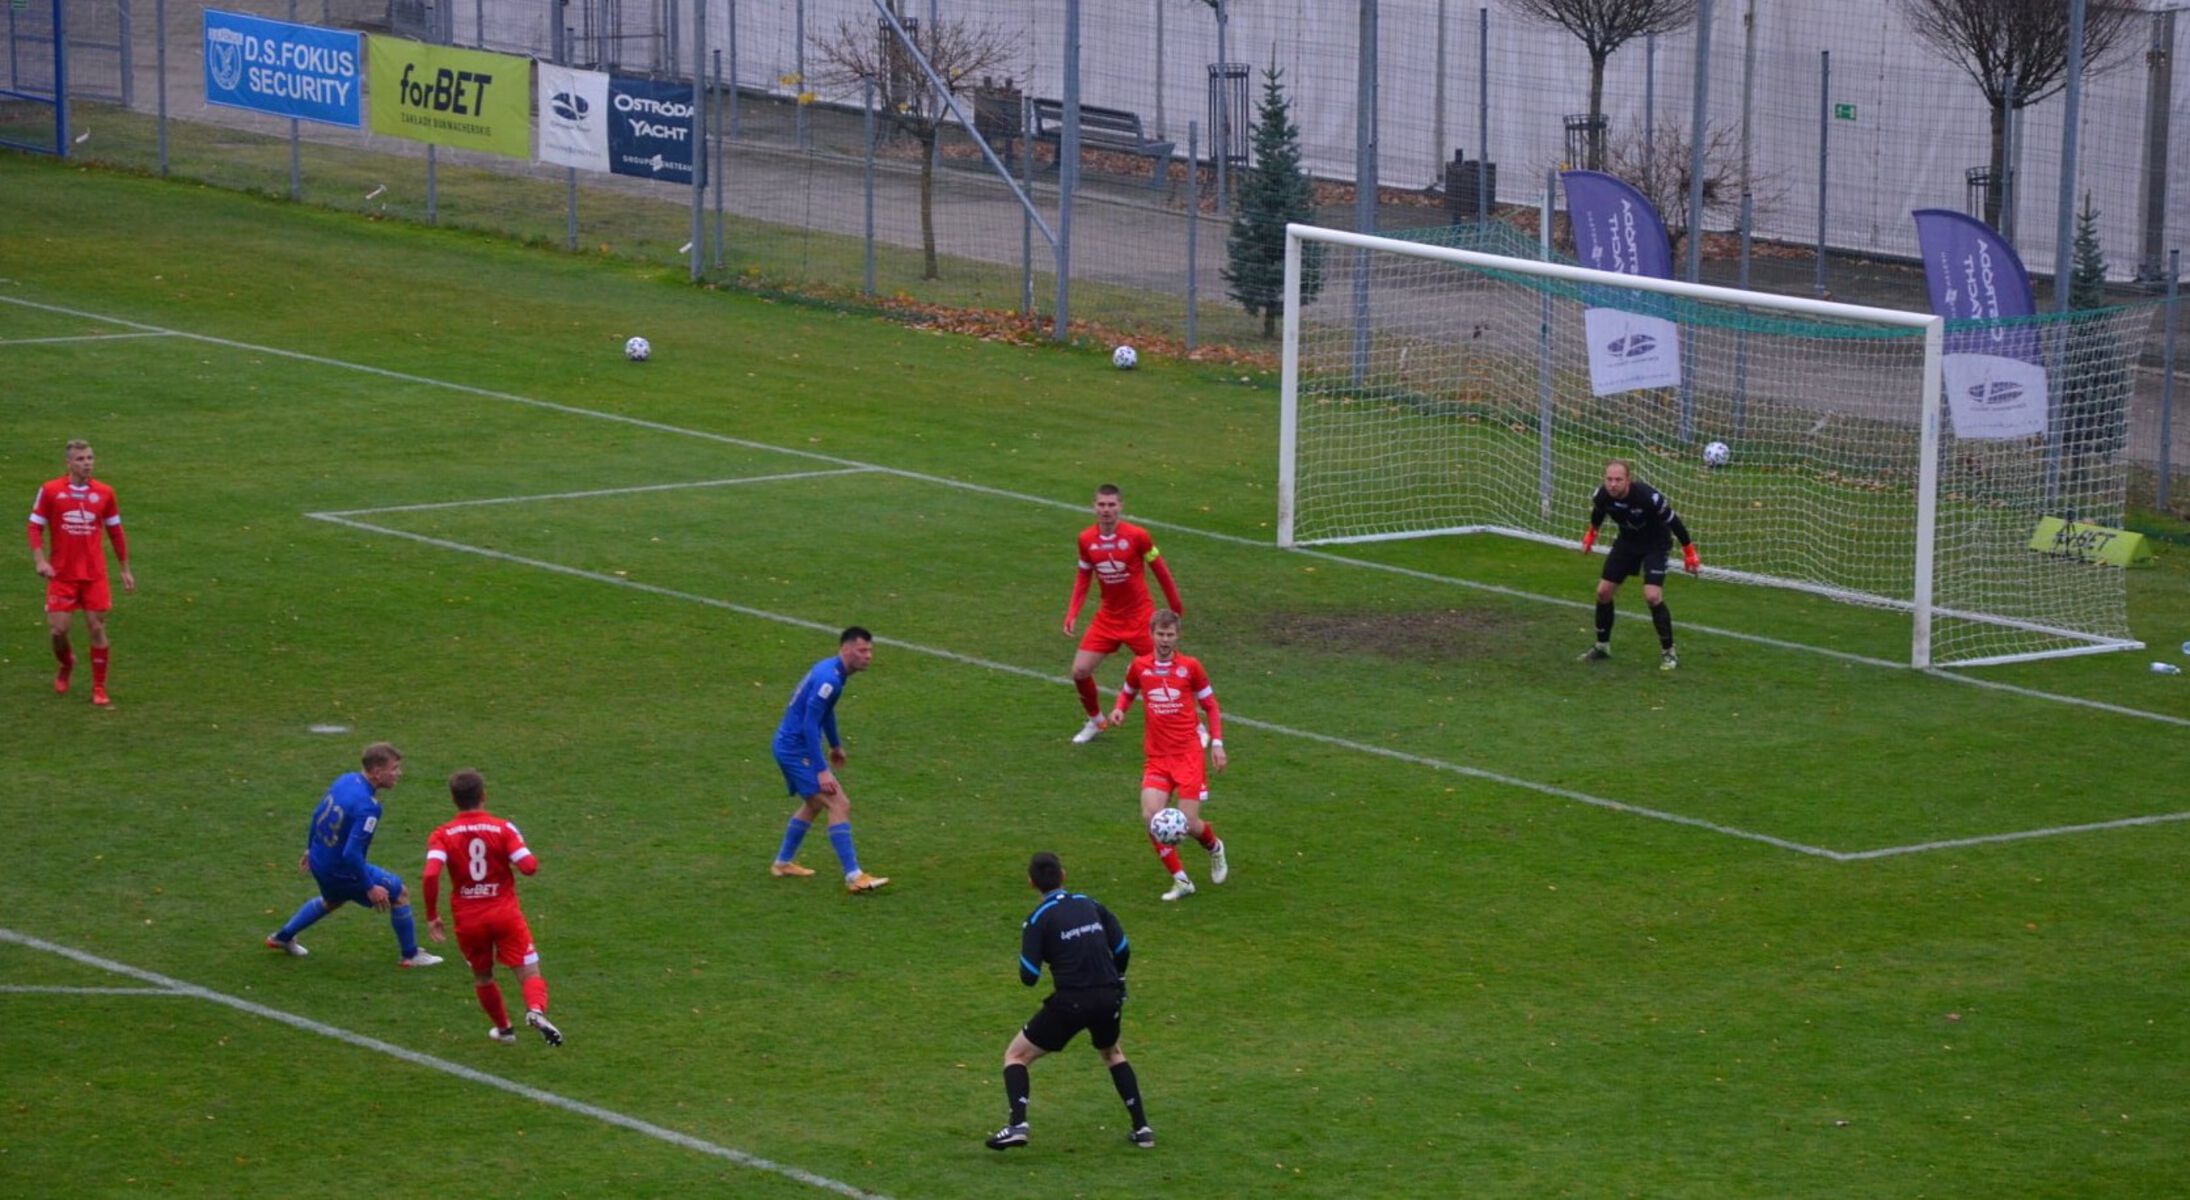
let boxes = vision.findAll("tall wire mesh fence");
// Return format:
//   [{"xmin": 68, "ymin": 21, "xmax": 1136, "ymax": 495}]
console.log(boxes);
[{"xmin": 14, "ymin": 0, "xmax": 2189, "ymax": 513}]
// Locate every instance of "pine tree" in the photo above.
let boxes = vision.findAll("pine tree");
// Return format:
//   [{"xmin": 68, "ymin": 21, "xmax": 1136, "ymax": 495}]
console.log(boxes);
[
  {"xmin": 2068, "ymin": 192, "xmax": 2108, "ymax": 311},
  {"xmin": 1224, "ymin": 66, "xmax": 1323, "ymax": 338}
]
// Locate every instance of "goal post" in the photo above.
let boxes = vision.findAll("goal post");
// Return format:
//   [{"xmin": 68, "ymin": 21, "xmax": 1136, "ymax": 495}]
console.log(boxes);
[{"xmin": 1277, "ymin": 222, "xmax": 2144, "ymax": 669}]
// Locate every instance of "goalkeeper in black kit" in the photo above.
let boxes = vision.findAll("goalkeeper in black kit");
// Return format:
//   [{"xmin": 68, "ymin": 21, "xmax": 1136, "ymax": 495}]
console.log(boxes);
[
  {"xmin": 985, "ymin": 852, "xmax": 1153, "ymax": 1152},
  {"xmin": 1579, "ymin": 458, "xmax": 1700, "ymax": 670}
]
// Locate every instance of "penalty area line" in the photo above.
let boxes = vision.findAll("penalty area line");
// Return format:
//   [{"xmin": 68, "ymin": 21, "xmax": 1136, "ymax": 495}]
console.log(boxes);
[
  {"xmin": 0, "ymin": 926, "xmax": 894, "ymax": 1200},
  {"xmin": 4, "ymin": 292, "xmax": 2180, "ymax": 731},
  {"xmin": 0, "ymin": 984, "xmax": 188, "ymax": 996},
  {"xmin": 308, "ymin": 512, "xmax": 1845, "ymax": 860},
  {"xmin": 312, "ymin": 467, "xmax": 881, "ymax": 518},
  {"xmin": 0, "ymin": 331, "xmax": 182, "ymax": 347}
]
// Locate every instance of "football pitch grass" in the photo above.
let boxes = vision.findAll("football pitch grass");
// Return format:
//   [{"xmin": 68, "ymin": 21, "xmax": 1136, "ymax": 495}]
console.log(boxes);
[{"xmin": 3, "ymin": 155, "xmax": 2187, "ymax": 1197}]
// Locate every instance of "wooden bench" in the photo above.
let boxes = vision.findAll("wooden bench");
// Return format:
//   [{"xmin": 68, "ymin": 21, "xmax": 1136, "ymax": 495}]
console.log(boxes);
[{"xmin": 1028, "ymin": 98, "xmax": 1175, "ymax": 190}]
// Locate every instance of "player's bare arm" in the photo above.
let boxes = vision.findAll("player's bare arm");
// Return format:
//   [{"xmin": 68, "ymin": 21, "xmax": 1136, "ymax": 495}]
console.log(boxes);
[{"xmin": 828, "ymin": 745, "xmax": 848, "ymax": 768}]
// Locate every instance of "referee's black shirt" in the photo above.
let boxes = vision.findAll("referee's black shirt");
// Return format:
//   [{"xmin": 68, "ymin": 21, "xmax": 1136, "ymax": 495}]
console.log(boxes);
[{"xmin": 1018, "ymin": 890, "xmax": 1130, "ymax": 991}]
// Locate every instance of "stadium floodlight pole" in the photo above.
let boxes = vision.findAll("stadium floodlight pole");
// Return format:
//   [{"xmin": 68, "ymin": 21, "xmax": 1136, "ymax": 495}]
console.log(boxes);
[
  {"xmin": 1683, "ymin": 0, "xmax": 1711, "ymax": 285},
  {"xmin": 155, "ymin": 0, "xmax": 167, "ymax": 175},
  {"xmin": 1477, "ymin": 6, "xmax": 1488, "ymax": 226},
  {"xmin": 1056, "ymin": 0, "xmax": 1081, "ymax": 340},
  {"xmin": 1351, "ymin": 0, "xmax": 1378, "ymax": 385},
  {"xmin": 863, "ymin": 78, "xmax": 876, "ymax": 296},
  {"xmin": 2052, "ymin": 0, "xmax": 2089, "ymax": 316},
  {"xmin": 690, "ymin": 0, "xmax": 706, "ymax": 283},
  {"xmin": 1187, "ymin": 120, "xmax": 1200, "ymax": 350}
]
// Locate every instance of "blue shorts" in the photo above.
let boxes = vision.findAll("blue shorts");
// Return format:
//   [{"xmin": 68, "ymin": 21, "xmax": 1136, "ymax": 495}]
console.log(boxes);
[
  {"xmin": 775, "ymin": 751, "xmax": 822, "ymax": 798},
  {"xmin": 316, "ymin": 863, "xmax": 406, "ymax": 907}
]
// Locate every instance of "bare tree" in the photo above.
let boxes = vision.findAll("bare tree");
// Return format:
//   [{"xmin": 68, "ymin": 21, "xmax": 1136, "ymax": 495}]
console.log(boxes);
[
  {"xmin": 1502, "ymin": 0, "xmax": 1697, "ymax": 169},
  {"xmin": 1893, "ymin": 0, "xmax": 2137, "ymax": 232},
  {"xmin": 1600, "ymin": 118, "xmax": 1781, "ymax": 261},
  {"xmin": 812, "ymin": 3, "xmax": 1018, "ymax": 280}
]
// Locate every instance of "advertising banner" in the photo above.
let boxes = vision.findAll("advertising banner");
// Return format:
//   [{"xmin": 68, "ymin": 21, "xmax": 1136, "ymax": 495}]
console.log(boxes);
[
  {"xmin": 1562, "ymin": 170, "xmax": 1682, "ymax": 398},
  {"xmin": 537, "ymin": 64, "xmax": 610, "ymax": 173},
  {"xmin": 202, "ymin": 10, "xmax": 361, "ymax": 127},
  {"xmin": 1913, "ymin": 208, "xmax": 2048, "ymax": 440},
  {"xmin": 367, "ymin": 36, "xmax": 530, "ymax": 158},
  {"xmin": 608, "ymin": 75, "xmax": 698, "ymax": 184}
]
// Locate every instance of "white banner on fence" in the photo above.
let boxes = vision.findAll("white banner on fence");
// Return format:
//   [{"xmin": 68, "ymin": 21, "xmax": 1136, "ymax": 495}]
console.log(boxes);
[
  {"xmin": 1583, "ymin": 307, "xmax": 1683, "ymax": 397},
  {"xmin": 1941, "ymin": 352, "xmax": 2049, "ymax": 440},
  {"xmin": 536, "ymin": 64, "xmax": 610, "ymax": 173}
]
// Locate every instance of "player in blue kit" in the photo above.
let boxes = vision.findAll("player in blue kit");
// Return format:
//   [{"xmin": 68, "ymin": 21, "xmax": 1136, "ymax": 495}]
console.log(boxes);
[
  {"xmin": 264, "ymin": 741, "xmax": 445, "ymax": 967},
  {"xmin": 768, "ymin": 627, "xmax": 889, "ymax": 893}
]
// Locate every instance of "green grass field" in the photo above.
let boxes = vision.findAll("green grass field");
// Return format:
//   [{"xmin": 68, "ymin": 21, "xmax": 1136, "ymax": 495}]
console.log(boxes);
[{"xmin": 3, "ymin": 154, "xmax": 2187, "ymax": 1198}]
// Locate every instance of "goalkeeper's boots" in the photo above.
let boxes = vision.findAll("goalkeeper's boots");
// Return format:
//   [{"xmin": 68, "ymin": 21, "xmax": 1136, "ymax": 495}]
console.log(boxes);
[
  {"xmin": 1661, "ymin": 649, "xmax": 1679, "ymax": 671},
  {"xmin": 1579, "ymin": 643, "xmax": 1611, "ymax": 662},
  {"xmin": 1071, "ymin": 717, "xmax": 1106, "ymax": 744}
]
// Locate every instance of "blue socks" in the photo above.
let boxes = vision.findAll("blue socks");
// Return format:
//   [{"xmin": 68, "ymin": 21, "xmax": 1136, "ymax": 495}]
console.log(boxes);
[
  {"xmin": 776, "ymin": 817, "xmax": 813, "ymax": 864},
  {"xmin": 390, "ymin": 904, "xmax": 419, "ymax": 959},
  {"xmin": 827, "ymin": 822, "xmax": 860, "ymax": 875},
  {"xmin": 275, "ymin": 896, "xmax": 326, "ymax": 942}
]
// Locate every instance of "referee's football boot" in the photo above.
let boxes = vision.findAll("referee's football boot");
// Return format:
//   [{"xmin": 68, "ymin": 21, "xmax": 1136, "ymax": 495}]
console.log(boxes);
[
  {"xmin": 1578, "ymin": 642, "xmax": 1611, "ymax": 662},
  {"xmin": 1129, "ymin": 1126, "xmax": 1156, "ymax": 1149},
  {"xmin": 1660, "ymin": 648, "xmax": 1679, "ymax": 671},
  {"xmin": 985, "ymin": 1123, "xmax": 1030, "ymax": 1150}
]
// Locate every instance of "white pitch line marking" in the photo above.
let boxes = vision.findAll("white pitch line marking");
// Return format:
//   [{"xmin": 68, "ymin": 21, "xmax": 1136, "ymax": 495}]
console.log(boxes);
[
  {"xmin": 317, "ymin": 468, "xmax": 880, "ymax": 517},
  {"xmin": 0, "ymin": 331, "xmax": 180, "ymax": 346},
  {"xmin": 2, "ymin": 294, "xmax": 2181, "ymax": 730},
  {"xmin": 309, "ymin": 511, "xmax": 1844, "ymax": 860},
  {"xmin": 0, "ymin": 984, "xmax": 187, "ymax": 996},
  {"xmin": 0, "ymin": 927, "xmax": 893, "ymax": 1200},
  {"xmin": 1837, "ymin": 810, "xmax": 2190, "ymax": 861}
]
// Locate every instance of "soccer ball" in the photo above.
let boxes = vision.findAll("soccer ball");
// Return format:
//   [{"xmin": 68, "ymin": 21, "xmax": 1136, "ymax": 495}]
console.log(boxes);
[
  {"xmin": 1703, "ymin": 440, "xmax": 1730, "ymax": 468},
  {"xmin": 1111, "ymin": 345, "xmax": 1138, "ymax": 370},
  {"xmin": 624, "ymin": 336, "xmax": 651, "ymax": 362},
  {"xmin": 1147, "ymin": 807, "xmax": 1189, "ymax": 845}
]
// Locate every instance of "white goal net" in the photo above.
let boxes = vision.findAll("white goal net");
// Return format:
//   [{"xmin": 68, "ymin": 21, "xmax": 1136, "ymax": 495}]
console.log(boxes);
[{"xmin": 1277, "ymin": 223, "xmax": 2147, "ymax": 668}]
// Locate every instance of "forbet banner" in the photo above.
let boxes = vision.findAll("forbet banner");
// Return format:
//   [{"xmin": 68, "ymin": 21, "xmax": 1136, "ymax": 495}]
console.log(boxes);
[
  {"xmin": 1563, "ymin": 170, "xmax": 1682, "ymax": 397},
  {"xmin": 367, "ymin": 36, "xmax": 530, "ymax": 158},
  {"xmin": 608, "ymin": 75, "xmax": 698, "ymax": 184},
  {"xmin": 202, "ymin": 10, "xmax": 361, "ymax": 127},
  {"xmin": 537, "ymin": 64, "xmax": 610, "ymax": 173},
  {"xmin": 1913, "ymin": 208, "xmax": 2049, "ymax": 440}
]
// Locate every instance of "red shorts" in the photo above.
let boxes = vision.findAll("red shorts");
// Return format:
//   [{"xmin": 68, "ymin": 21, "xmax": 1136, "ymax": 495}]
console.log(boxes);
[
  {"xmin": 45, "ymin": 577, "xmax": 111, "ymax": 613},
  {"xmin": 454, "ymin": 907, "xmax": 538, "ymax": 973},
  {"xmin": 1080, "ymin": 614, "xmax": 1154, "ymax": 657},
  {"xmin": 1141, "ymin": 754, "xmax": 1208, "ymax": 802}
]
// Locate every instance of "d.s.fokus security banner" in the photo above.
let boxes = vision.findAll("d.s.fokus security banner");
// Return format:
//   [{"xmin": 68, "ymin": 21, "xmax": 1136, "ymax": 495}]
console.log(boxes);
[
  {"xmin": 1563, "ymin": 170, "xmax": 1681, "ymax": 397},
  {"xmin": 1913, "ymin": 208, "xmax": 2048, "ymax": 440},
  {"xmin": 202, "ymin": 10, "xmax": 361, "ymax": 127}
]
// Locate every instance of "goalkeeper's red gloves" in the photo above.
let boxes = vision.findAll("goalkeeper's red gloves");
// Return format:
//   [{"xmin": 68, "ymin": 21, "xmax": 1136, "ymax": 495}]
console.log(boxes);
[
  {"xmin": 1682, "ymin": 544, "xmax": 1701, "ymax": 575},
  {"xmin": 1580, "ymin": 528, "xmax": 1597, "ymax": 555}
]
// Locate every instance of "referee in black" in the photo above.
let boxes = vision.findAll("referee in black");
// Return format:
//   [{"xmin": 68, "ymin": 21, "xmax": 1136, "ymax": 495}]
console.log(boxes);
[
  {"xmin": 985, "ymin": 852, "xmax": 1153, "ymax": 1151},
  {"xmin": 1579, "ymin": 458, "xmax": 1700, "ymax": 670}
]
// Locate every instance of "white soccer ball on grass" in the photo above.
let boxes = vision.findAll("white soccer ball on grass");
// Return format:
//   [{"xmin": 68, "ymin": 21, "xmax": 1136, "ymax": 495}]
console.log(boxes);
[
  {"xmin": 625, "ymin": 335, "xmax": 651, "ymax": 362},
  {"xmin": 1703, "ymin": 440, "xmax": 1730, "ymax": 468},
  {"xmin": 1112, "ymin": 345, "xmax": 1138, "ymax": 370},
  {"xmin": 1147, "ymin": 807, "xmax": 1189, "ymax": 845}
]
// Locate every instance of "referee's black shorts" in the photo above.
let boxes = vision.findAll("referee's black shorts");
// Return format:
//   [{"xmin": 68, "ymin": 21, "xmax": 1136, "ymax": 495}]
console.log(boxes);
[
  {"xmin": 1022, "ymin": 986, "xmax": 1124, "ymax": 1052},
  {"xmin": 1601, "ymin": 540, "xmax": 1670, "ymax": 586}
]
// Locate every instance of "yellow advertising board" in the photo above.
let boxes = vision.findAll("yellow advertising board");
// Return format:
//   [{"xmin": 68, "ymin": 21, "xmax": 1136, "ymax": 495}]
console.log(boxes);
[{"xmin": 367, "ymin": 36, "xmax": 530, "ymax": 157}]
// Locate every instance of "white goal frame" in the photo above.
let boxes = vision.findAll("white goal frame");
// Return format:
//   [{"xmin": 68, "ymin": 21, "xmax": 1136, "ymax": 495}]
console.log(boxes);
[{"xmin": 1276, "ymin": 222, "xmax": 2143, "ymax": 670}]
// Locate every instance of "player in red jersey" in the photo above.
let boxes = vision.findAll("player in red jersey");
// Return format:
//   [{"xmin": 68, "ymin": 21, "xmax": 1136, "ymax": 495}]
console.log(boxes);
[
  {"xmin": 1063, "ymin": 484, "xmax": 1183, "ymax": 745},
  {"xmin": 422, "ymin": 770, "xmax": 563, "ymax": 1047},
  {"xmin": 28, "ymin": 440, "xmax": 134, "ymax": 706},
  {"xmin": 1106, "ymin": 611, "xmax": 1229, "ymax": 901}
]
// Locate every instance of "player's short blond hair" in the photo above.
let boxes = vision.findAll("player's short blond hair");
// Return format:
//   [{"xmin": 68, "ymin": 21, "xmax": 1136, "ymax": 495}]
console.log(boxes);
[
  {"xmin": 1152, "ymin": 609, "xmax": 1181, "ymax": 632},
  {"xmin": 361, "ymin": 742, "xmax": 402, "ymax": 770},
  {"xmin": 65, "ymin": 439, "xmax": 91, "ymax": 455}
]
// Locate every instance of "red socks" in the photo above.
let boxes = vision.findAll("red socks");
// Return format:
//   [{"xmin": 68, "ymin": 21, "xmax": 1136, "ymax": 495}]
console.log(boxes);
[
  {"xmin": 1149, "ymin": 837, "xmax": 1183, "ymax": 875},
  {"xmin": 1075, "ymin": 676, "xmax": 1101, "ymax": 717},
  {"xmin": 1195, "ymin": 821, "xmax": 1219, "ymax": 850},
  {"xmin": 521, "ymin": 975, "xmax": 549, "ymax": 1014},
  {"xmin": 90, "ymin": 646, "xmax": 110, "ymax": 688},
  {"xmin": 476, "ymin": 982, "xmax": 510, "ymax": 1029}
]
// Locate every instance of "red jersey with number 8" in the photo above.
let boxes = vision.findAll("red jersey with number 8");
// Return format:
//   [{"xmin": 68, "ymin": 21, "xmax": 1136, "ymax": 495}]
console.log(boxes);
[{"xmin": 425, "ymin": 812, "xmax": 532, "ymax": 920}]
